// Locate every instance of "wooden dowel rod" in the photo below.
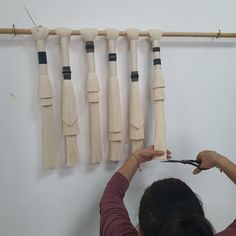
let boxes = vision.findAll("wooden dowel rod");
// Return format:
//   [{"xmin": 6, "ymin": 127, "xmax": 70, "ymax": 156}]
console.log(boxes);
[{"xmin": 1, "ymin": 28, "xmax": 236, "ymax": 38}]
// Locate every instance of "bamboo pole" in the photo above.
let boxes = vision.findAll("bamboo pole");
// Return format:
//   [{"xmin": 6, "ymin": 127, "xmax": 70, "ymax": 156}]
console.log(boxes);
[{"xmin": 1, "ymin": 27, "xmax": 236, "ymax": 38}]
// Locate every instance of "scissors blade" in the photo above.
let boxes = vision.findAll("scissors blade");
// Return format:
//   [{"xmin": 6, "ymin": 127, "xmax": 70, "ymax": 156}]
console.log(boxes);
[
  {"xmin": 162, "ymin": 159, "xmax": 209, "ymax": 170},
  {"xmin": 161, "ymin": 160, "xmax": 182, "ymax": 163}
]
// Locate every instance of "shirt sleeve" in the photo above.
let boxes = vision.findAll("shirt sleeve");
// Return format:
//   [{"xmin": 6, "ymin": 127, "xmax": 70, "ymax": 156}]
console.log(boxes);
[
  {"xmin": 216, "ymin": 220, "xmax": 236, "ymax": 236},
  {"xmin": 100, "ymin": 172, "xmax": 138, "ymax": 236}
]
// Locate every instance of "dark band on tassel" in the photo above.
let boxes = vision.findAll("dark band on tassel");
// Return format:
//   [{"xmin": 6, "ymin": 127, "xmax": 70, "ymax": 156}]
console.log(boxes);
[
  {"xmin": 153, "ymin": 47, "xmax": 160, "ymax": 52},
  {"xmin": 154, "ymin": 58, "xmax": 161, "ymax": 65},
  {"xmin": 109, "ymin": 53, "xmax": 117, "ymax": 61},
  {"xmin": 38, "ymin": 51, "xmax": 47, "ymax": 64},
  {"xmin": 131, "ymin": 71, "xmax": 139, "ymax": 82},
  {"xmin": 62, "ymin": 66, "xmax": 71, "ymax": 80},
  {"xmin": 85, "ymin": 41, "xmax": 94, "ymax": 53}
]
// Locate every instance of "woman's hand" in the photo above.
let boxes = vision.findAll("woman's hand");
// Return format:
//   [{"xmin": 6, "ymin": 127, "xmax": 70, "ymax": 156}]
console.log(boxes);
[
  {"xmin": 193, "ymin": 150, "xmax": 222, "ymax": 175},
  {"xmin": 119, "ymin": 145, "xmax": 171, "ymax": 182},
  {"xmin": 133, "ymin": 145, "xmax": 171, "ymax": 166}
]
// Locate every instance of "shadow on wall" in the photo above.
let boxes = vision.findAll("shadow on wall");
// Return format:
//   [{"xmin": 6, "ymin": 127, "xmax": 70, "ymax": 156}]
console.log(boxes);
[{"xmin": 69, "ymin": 189, "xmax": 101, "ymax": 236}]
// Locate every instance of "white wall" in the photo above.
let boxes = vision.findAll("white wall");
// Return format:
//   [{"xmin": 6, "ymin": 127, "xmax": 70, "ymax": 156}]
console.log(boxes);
[{"xmin": 0, "ymin": 0, "xmax": 236, "ymax": 235}]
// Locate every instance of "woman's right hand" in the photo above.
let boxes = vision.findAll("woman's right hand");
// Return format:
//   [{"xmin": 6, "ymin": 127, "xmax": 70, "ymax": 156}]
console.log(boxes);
[{"xmin": 193, "ymin": 150, "xmax": 222, "ymax": 175}]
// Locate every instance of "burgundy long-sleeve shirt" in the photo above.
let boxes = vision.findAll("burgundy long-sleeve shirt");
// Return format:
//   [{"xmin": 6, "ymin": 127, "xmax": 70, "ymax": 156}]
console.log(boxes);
[
  {"xmin": 100, "ymin": 172, "xmax": 137, "ymax": 236},
  {"xmin": 99, "ymin": 172, "xmax": 236, "ymax": 236},
  {"xmin": 217, "ymin": 220, "xmax": 236, "ymax": 236}
]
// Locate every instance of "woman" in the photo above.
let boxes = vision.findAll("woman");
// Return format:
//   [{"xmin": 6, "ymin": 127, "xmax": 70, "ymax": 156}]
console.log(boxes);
[{"xmin": 100, "ymin": 146, "xmax": 236, "ymax": 236}]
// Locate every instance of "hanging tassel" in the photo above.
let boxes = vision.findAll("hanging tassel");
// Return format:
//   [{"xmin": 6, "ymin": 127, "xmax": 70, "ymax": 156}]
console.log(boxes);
[
  {"xmin": 127, "ymin": 28, "xmax": 144, "ymax": 153},
  {"xmin": 106, "ymin": 28, "xmax": 122, "ymax": 161},
  {"xmin": 31, "ymin": 26, "xmax": 56, "ymax": 169},
  {"xmin": 55, "ymin": 28, "xmax": 79, "ymax": 166},
  {"xmin": 81, "ymin": 28, "xmax": 103, "ymax": 163},
  {"xmin": 149, "ymin": 30, "xmax": 167, "ymax": 160}
]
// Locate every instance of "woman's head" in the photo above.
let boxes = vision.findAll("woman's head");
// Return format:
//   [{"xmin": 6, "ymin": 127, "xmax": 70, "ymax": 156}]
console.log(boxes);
[{"xmin": 139, "ymin": 178, "xmax": 214, "ymax": 236}]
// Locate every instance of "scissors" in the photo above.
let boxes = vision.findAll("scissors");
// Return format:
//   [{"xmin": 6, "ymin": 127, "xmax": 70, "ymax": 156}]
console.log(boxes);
[{"xmin": 161, "ymin": 159, "xmax": 209, "ymax": 170}]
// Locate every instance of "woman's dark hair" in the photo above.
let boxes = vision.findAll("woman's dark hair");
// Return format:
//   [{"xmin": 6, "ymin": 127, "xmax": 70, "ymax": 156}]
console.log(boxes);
[
  {"xmin": 158, "ymin": 215, "xmax": 214, "ymax": 236},
  {"xmin": 139, "ymin": 178, "xmax": 214, "ymax": 236}
]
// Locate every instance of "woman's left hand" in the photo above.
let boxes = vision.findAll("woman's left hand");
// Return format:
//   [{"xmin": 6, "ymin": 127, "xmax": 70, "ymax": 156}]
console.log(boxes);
[{"xmin": 133, "ymin": 145, "xmax": 171, "ymax": 165}]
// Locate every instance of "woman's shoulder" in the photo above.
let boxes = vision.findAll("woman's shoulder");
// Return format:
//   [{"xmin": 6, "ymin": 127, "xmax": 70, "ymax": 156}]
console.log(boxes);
[{"xmin": 216, "ymin": 220, "xmax": 236, "ymax": 236}]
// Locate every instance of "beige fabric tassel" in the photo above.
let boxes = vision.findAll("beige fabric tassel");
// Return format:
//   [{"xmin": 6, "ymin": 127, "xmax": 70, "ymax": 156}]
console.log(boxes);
[
  {"xmin": 55, "ymin": 28, "xmax": 79, "ymax": 166},
  {"xmin": 81, "ymin": 28, "xmax": 103, "ymax": 163},
  {"xmin": 31, "ymin": 26, "xmax": 56, "ymax": 169},
  {"xmin": 127, "ymin": 28, "xmax": 144, "ymax": 153},
  {"xmin": 106, "ymin": 28, "xmax": 122, "ymax": 161},
  {"xmin": 149, "ymin": 30, "xmax": 167, "ymax": 160}
]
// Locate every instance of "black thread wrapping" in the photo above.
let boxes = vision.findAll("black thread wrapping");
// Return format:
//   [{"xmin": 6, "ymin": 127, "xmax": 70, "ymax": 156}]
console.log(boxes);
[
  {"xmin": 38, "ymin": 51, "xmax": 47, "ymax": 64},
  {"xmin": 131, "ymin": 71, "xmax": 139, "ymax": 82},
  {"xmin": 153, "ymin": 47, "xmax": 160, "ymax": 52},
  {"xmin": 154, "ymin": 58, "xmax": 161, "ymax": 65},
  {"xmin": 85, "ymin": 41, "xmax": 94, "ymax": 53},
  {"xmin": 62, "ymin": 66, "xmax": 71, "ymax": 80},
  {"xmin": 108, "ymin": 53, "xmax": 117, "ymax": 61}
]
